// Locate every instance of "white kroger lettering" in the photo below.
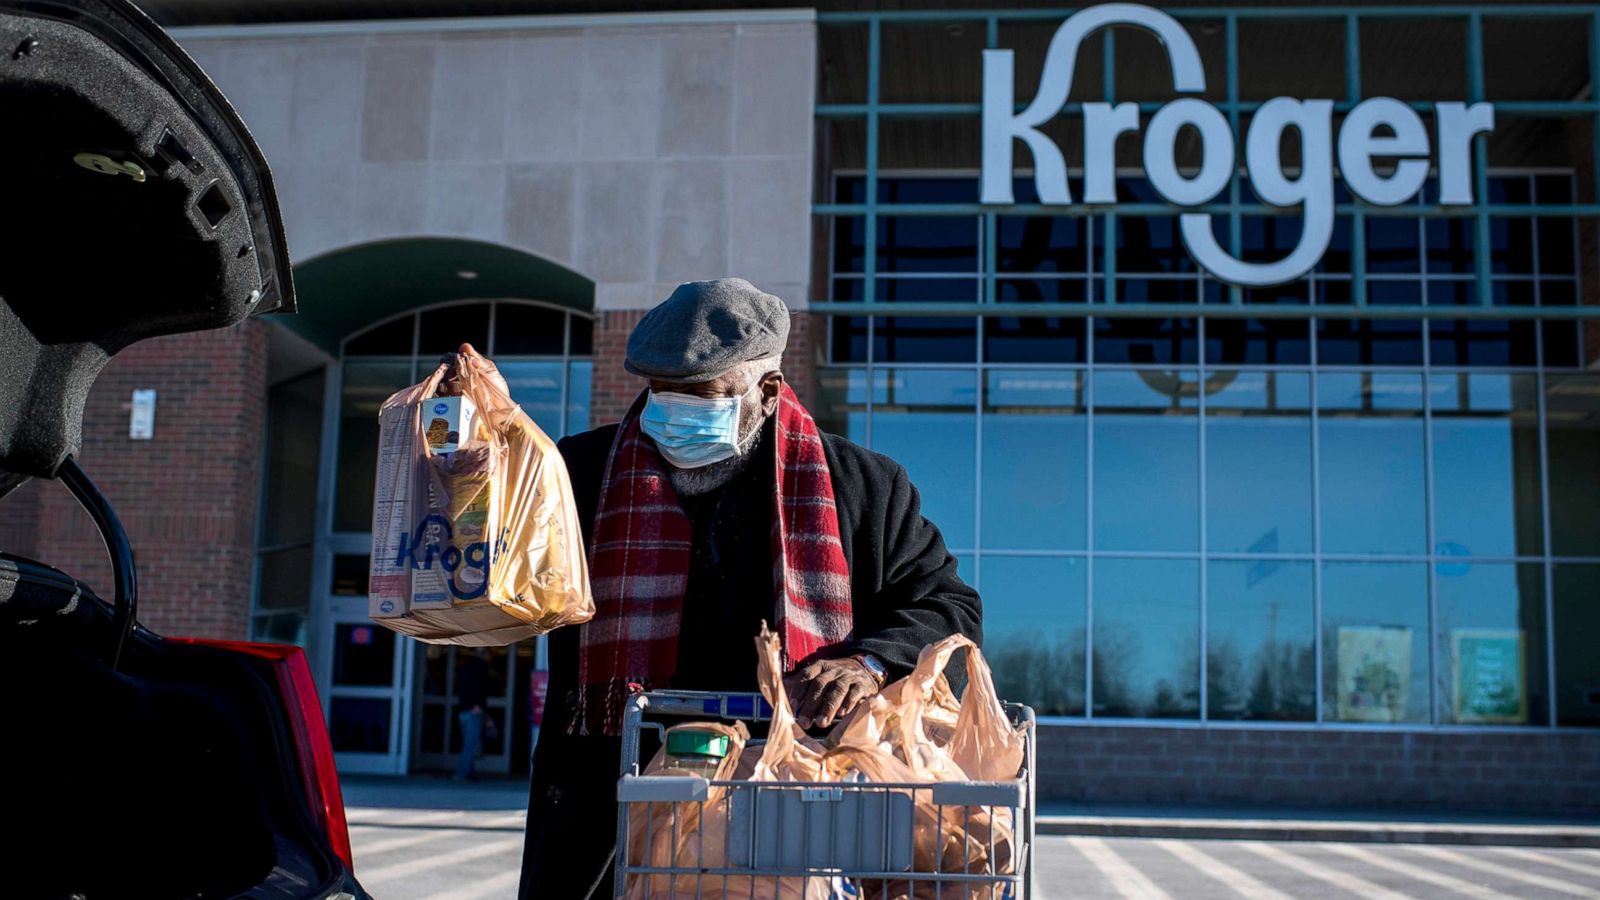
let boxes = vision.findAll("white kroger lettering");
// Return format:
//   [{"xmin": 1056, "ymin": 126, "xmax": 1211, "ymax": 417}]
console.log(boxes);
[
  {"xmin": 980, "ymin": 3, "xmax": 1496, "ymax": 287},
  {"xmin": 1082, "ymin": 101, "xmax": 1139, "ymax": 204},
  {"xmin": 1338, "ymin": 97, "xmax": 1431, "ymax": 206},
  {"xmin": 981, "ymin": 3, "xmax": 1205, "ymax": 204},
  {"xmin": 1144, "ymin": 98, "xmax": 1234, "ymax": 206},
  {"xmin": 1183, "ymin": 97, "xmax": 1335, "ymax": 286},
  {"xmin": 1436, "ymin": 101, "xmax": 1497, "ymax": 204}
]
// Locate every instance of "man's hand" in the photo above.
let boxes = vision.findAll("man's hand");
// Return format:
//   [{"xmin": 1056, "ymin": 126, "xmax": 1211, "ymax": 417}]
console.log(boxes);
[
  {"xmin": 434, "ymin": 342, "xmax": 509, "ymax": 398},
  {"xmin": 783, "ymin": 656, "xmax": 885, "ymax": 730}
]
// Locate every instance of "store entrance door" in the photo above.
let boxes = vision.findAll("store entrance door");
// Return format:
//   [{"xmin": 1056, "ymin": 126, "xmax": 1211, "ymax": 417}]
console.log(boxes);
[
  {"xmin": 321, "ymin": 549, "xmax": 417, "ymax": 775},
  {"xmin": 411, "ymin": 639, "xmax": 542, "ymax": 776}
]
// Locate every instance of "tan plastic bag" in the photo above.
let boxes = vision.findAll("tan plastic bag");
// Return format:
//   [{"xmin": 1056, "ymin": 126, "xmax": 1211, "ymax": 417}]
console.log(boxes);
[
  {"xmin": 750, "ymin": 624, "xmax": 831, "ymax": 784},
  {"xmin": 625, "ymin": 721, "xmax": 751, "ymax": 899},
  {"xmin": 623, "ymin": 628, "xmax": 833, "ymax": 900},
  {"xmin": 831, "ymin": 635, "xmax": 1026, "ymax": 783},
  {"xmin": 367, "ymin": 348, "xmax": 593, "ymax": 644},
  {"xmin": 823, "ymin": 635, "xmax": 1026, "ymax": 899}
]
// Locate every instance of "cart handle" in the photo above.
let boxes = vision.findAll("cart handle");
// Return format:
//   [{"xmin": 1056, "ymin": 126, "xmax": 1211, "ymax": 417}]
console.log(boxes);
[{"xmin": 633, "ymin": 690, "xmax": 774, "ymax": 721}]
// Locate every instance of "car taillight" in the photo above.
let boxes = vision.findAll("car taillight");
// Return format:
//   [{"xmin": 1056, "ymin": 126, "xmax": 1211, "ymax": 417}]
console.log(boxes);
[{"xmin": 168, "ymin": 638, "xmax": 355, "ymax": 872}]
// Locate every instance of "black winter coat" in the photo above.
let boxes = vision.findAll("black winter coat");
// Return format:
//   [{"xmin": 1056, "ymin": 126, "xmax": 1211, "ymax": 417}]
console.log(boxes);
[{"xmin": 516, "ymin": 420, "xmax": 982, "ymax": 898}]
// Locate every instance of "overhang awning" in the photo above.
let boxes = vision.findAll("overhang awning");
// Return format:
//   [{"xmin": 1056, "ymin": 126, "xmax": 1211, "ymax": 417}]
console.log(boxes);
[{"xmin": 279, "ymin": 237, "xmax": 594, "ymax": 354}]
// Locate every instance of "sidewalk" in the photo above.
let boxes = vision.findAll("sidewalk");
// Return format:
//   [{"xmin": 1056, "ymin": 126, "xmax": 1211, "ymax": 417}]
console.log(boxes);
[{"xmin": 1037, "ymin": 802, "xmax": 1600, "ymax": 848}]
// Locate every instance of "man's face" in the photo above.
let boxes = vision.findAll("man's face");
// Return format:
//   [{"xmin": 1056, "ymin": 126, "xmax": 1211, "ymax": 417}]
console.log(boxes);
[
  {"xmin": 648, "ymin": 369, "xmax": 784, "ymax": 495},
  {"xmin": 647, "ymin": 370, "xmax": 783, "ymax": 449}
]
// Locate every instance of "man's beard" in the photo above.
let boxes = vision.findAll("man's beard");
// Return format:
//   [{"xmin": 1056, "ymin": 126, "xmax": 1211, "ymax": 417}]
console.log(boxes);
[{"xmin": 667, "ymin": 398, "xmax": 768, "ymax": 497}]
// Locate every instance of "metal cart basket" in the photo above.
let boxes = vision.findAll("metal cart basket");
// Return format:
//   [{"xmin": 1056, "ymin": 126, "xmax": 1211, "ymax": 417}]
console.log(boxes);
[{"xmin": 615, "ymin": 690, "xmax": 1036, "ymax": 899}]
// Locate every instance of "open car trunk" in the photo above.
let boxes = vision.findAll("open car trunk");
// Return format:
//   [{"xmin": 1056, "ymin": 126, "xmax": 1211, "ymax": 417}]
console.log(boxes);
[
  {"xmin": 0, "ymin": 0, "xmax": 292, "ymax": 483},
  {"xmin": 0, "ymin": 2, "xmax": 361, "ymax": 897}
]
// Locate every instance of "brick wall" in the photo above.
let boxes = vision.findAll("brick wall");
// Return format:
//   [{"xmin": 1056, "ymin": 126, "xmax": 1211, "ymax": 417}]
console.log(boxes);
[
  {"xmin": 1038, "ymin": 725, "xmax": 1600, "ymax": 814},
  {"xmin": 588, "ymin": 309, "xmax": 823, "ymax": 428},
  {"xmin": 784, "ymin": 313, "xmax": 821, "ymax": 413},
  {"xmin": 23, "ymin": 321, "xmax": 270, "ymax": 640},
  {"xmin": 590, "ymin": 310, "xmax": 651, "ymax": 426}
]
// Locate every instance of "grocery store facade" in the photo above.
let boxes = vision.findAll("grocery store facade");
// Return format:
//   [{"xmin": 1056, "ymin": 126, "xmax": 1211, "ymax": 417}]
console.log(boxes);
[{"xmin": 6, "ymin": 1, "xmax": 1597, "ymax": 811}]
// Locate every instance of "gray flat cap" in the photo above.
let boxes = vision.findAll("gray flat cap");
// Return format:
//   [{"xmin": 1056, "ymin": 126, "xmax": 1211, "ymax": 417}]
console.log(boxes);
[{"xmin": 625, "ymin": 278, "xmax": 790, "ymax": 382}]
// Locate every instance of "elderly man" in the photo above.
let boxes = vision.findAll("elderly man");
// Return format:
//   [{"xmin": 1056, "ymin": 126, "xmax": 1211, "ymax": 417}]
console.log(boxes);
[{"xmin": 513, "ymin": 278, "xmax": 981, "ymax": 897}]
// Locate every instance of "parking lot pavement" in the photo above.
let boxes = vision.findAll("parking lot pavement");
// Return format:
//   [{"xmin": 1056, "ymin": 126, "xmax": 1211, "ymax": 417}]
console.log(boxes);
[
  {"xmin": 347, "ymin": 805, "xmax": 528, "ymax": 900},
  {"xmin": 1033, "ymin": 835, "xmax": 1600, "ymax": 900},
  {"xmin": 346, "ymin": 807, "xmax": 1600, "ymax": 900}
]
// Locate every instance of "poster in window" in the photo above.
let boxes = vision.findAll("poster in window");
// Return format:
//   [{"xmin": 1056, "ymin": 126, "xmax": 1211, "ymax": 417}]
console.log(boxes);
[
  {"xmin": 1452, "ymin": 629, "xmax": 1526, "ymax": 724},
  {"xmin": 1336, "ymin": 625, "xmax": 1411, "ymax": 722}
]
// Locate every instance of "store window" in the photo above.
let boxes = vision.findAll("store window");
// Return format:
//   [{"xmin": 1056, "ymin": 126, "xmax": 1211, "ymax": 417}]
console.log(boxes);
[
  {"xmin": 1316, "ymin": 372, "xmax": 1427, "ymax": 556},
  {"xmin": 1093, "ymin": 558, "xmax": 1200, "ymax": 719},
  {"xmin": 1554, "ymin": 564, "xmax": 1600, "ymax": 727},
  {"xmin": 1093, "ymin": 371, "xmax": 1199, "ymax": 553},
  {"xmin": 331, "ymin": 301, "xmax": 593, "ymax": 535},
  {"xmin": 981, "ymin": 369, "xmax": 1086, "ymax": 551},
  {"xmin": 1207, "ymin": 560, "xmax": 1315, "ymax": 721},
  {"xmin": 820, "ymin": 173, "xmax": 1594, "ymax": 728},
  {"xmin": 1321, "ymin": 562, "xmax": 1431, "ymax": 724},
  {"xmin": 1435, "ymin": 563, "xmax": 1547, "ymax": 726},
  {"xmin": 981, "ymin": 556, "xmax": 1086, "ymax": 717},
  {"xmin": 1205, "ymin": 372, "xmax": 1313, "ymax": 555},
  {"xmin": 251, "ymin": 369, "xmax": 325, "ymax": 646},
  {"xmin": 867, "ymin": 369, "xmax": 977, "ymax": 551},
  {"xmin": 1428, "ymin": 373, "xmax": 1543, "ymax": 558},
  {"xmin": 1546, "ymin": 374, "xmax": 1600, "ymax": 558}
]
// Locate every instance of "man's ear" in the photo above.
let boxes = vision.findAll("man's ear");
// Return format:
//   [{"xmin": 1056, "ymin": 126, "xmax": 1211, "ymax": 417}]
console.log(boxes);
[{"xmin": 760, "ymin": 371, "xmax": 784, "ymax": 414}]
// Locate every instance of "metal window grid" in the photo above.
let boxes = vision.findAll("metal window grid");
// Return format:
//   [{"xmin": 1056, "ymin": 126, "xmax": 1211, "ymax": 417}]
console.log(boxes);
[
  {"xmin": 814, "ymin": 6, "xmax": 1600, "ymax": 732},
  {"xmin": 818, "ymin": 353, "xmax": 1599, "ymax": 732},
  {"xmin": 814, "ymin": 4, "xmax": 1600, "ymax": 321}
]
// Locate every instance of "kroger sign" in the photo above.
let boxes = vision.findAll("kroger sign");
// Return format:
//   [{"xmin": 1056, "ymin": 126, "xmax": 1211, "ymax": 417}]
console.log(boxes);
[{"xmin": 981, "ymin": 3, "xmax": 1496, "ymax": 287}]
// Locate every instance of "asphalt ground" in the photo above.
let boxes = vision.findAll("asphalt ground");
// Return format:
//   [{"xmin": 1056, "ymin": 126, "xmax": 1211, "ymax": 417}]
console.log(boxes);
[{"xmin": 343, "ymin": 798, "xmax": 1600, "ymax": 899}]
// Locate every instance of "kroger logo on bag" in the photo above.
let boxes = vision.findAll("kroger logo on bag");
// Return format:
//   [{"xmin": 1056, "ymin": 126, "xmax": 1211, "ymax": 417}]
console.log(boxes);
[
  {"xmin": 433, "ymin": 401, "xmax": 449, "ymax": 415},
  {"xmin": 393, "ymin": 513, "xmax": 492, "ymax": 602}
]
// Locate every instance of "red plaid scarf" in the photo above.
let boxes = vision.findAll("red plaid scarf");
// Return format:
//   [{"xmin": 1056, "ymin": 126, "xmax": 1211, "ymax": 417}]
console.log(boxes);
[{"xmin": 571, "ymin": 383, "xmax": 854, "ymax": 735}]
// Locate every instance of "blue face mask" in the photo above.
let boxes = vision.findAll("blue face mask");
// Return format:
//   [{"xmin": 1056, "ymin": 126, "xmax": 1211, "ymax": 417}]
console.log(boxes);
[{"xmin": 640, "ymin": 387, "xmax": 754, "ymax": 469}]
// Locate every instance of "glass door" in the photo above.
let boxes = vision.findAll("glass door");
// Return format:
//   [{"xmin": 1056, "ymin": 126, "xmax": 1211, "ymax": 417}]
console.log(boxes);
[
  {"xmin": 411, "ymin": 640, "xmax": 541, "ymax": 775},
  {"xmin": 322, "ymin": 551, "xmax": 416, "ymax": 775}
]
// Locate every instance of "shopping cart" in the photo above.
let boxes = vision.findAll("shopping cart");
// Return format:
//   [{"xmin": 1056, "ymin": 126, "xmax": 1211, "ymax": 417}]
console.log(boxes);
[{"xmin": 615, "ymin": 690, "xmax": 1036, "ymax": 899}]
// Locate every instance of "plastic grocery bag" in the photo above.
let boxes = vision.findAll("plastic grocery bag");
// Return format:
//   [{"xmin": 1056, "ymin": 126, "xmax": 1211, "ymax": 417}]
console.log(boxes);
[
  {"xmin": 625, "ymin": 721, "xmax": 751, "ymax": 899},
  {"xmin": 750, "ymin": 624, "xmax": 831, "ymax": 784},
  {"xmin": 826, "ymin": 635, "xmax": 1026, "ymax": 899},
  {"xmin": 623, "ymin": 626, "xmax": 839, "ymax": 900},
  {"xmin": 367, "ymin": 346, "xmax": 593, "ymax": 645},
  {"xmin": 830, "ymin": 635, "xmax": 1025, "ymax": 782}
]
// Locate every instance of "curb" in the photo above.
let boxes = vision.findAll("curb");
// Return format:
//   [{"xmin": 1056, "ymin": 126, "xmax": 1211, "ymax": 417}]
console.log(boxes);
[{"xmin": 1036, "ymin": 817, "xmax": 1600, "ymax": 849}]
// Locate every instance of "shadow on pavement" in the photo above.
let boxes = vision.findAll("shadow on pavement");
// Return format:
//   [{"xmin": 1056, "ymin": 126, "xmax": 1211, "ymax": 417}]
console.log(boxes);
[{"xmin": 341, "ymin": 773, "xmax": 529, "ymax": 812}]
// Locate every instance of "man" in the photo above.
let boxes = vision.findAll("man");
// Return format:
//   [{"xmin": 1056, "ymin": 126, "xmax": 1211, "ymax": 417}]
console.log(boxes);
[{"xmin": 511, "ymin": 278, "xmax": 981, "ymax": 897}]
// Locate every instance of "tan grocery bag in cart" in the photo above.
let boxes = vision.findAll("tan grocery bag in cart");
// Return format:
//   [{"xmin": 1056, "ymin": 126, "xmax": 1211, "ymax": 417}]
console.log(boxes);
[
  {"xmin": 626, "ymin": 721, "xmax": 751, "ymax": 899},
  {"xmin": 623, "ymin": 628, "xmax": 835, "ymax": 900},
  {"xmin": 825, "ymin": 634, "xmax": 1028, "ymax": 898},
  {"xmin": 367, "ymin": 346, "xmax": 593, "ymax": 645}
]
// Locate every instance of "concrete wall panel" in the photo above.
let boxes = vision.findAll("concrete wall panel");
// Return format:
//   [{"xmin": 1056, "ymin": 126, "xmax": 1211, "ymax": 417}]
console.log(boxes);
[{"xmin": 177, "ymin": 15, "xmax": 816, "ymax": 314}]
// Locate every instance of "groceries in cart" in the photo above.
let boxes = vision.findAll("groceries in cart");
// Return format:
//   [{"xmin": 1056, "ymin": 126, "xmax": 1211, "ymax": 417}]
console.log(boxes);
[
  {"xmin": 620, "ymin": 624, "xmax": 1032, "ymax": 899},
  {"xmin": 367, "ymin": 344, "xmax": 594, "ymax": 645}
]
